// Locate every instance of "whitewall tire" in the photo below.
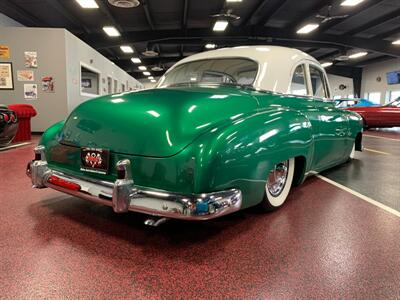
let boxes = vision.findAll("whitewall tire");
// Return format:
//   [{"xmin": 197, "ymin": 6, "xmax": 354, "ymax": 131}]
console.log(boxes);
[
  {"xmin": 260, "ymin": 158, "xmax": 295, "ymax": 211},
  {"xmin": 349, "ymin": 143, "xmax": 355, "ymax": 160}
]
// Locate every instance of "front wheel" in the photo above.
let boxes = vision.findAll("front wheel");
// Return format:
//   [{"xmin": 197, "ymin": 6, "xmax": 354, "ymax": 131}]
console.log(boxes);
[{"xmin": 260, "ymin": 158, "xmax": 295, "ymax": 212}]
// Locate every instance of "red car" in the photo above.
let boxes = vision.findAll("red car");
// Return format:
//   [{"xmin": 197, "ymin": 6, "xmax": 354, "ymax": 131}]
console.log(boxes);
[
  {"xmin": 346, "ymin": 99, "xmax": 400, "ymax": 128},
  {"xmin": 0, "ymin": 105, "xmax": 18, "ymax": 146}
]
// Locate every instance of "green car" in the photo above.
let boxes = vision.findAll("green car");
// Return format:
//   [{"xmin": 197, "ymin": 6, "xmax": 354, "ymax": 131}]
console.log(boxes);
[{"xmin": 27, "ymin": 46, "xmax": 363, "ymax": 223}]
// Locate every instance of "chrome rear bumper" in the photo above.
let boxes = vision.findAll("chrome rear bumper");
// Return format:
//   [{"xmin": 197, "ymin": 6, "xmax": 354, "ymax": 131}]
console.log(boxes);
[{"xmin": 27, "ymin": 146, "xmax": 242, "ymax": 220}]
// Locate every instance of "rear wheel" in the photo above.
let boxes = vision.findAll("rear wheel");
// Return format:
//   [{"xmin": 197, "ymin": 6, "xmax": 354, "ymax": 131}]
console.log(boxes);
[
  {"xmin": 260, "ymin": 158, "xmax": 295, "ymax": 212},
  {"xmin": 349, "ymin": 143, "xmax": 355, "ymax": 160}
]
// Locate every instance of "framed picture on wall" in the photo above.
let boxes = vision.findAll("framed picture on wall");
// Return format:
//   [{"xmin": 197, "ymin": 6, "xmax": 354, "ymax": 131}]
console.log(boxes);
[{"xmin": 0, "ymin": 62, "xmax": 14, "ymax": 90}]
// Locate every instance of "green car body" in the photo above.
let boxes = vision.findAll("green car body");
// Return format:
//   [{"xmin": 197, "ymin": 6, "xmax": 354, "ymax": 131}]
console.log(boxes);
[
  {"xmin": 28, "ymin": 47, "xmax": 364, "ymax": 221},
  {"xmin": 39, "ymin": 85, "xmax": 363, "ymax": 210}
]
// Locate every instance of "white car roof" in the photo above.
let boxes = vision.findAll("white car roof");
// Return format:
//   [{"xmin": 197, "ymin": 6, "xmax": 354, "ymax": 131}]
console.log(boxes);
[{"xmin": 166, "ymin": 45, "xmax": 325, "ymax": 94}]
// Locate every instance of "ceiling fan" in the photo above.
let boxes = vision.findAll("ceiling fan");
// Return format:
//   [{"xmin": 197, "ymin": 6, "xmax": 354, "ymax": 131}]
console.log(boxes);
[
  {"xmin": 210, "ymin": 9, "xmax": 240, "ymax": 21},
  {"xmin": 316, "ymin": 6, "xmax": 348, "ymax": 23}
]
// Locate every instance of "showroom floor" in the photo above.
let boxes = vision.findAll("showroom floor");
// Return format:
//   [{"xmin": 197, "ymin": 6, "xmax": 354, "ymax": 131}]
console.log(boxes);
[{"xmin": 1, "ymin": 130, "xmax": 399, "ymax": 299}]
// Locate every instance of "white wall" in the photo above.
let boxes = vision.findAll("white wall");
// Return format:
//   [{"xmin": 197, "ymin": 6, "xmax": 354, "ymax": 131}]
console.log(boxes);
[
  {"xmin": 361, "ymin": 58, "xmax": 400, "ymax": 104},
  {"xmin": 65, "ymin": 31, "xmax": 143, "ymax": 112},
  {"xmin": 327, "ymin": 74, "xmax": 354, "ymax": 98},
  {"xmin": 0, "ymin": 13, "xmax": 23, "ymax": 27},
  {"xmin": 0, "ymin": 27, "xmax": 142, "ymax": 131},
  {"xmin": 0, "ymin": 27, "xmax": 69, "ymax": 131},
  {"xmin": 139, "ymin": 77, "xmax": 160, "ymax": 89}
]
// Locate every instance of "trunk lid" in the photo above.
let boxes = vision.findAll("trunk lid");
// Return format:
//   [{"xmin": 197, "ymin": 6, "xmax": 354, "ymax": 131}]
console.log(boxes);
[{"xmin": 60, "ymin": 85, "xmax": 258, "ymax": 157}]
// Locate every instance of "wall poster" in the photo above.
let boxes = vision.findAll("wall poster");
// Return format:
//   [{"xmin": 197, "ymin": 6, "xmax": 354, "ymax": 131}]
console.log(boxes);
[
  {"xmin": 0, "ymin": 62, "xmax": 14, "ymax": 90},
  {"xmin": 0, "ymin": 45, "xmax": 10, "ymax": 58},
  {"xmin": 17, "ymin": 70, "xmax": 34, "ymax": 81},
  {"xmin": 24, "ymin": 84, "xmax": 38, "ymax": 100},
  {"xmin": 42, "ymin": 76, "xmax": 55, "ymax": 93},
  {"xmin": 24, "ymin": 51, "xmax": 38, "ymax": 68}
]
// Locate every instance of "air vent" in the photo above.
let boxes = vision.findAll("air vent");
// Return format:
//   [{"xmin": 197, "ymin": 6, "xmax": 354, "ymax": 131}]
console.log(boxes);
[
  {"xmin": 108, "ymin": 0, "xmax": 140, "ymax": 8},
  {"xmin": 151, "ymin": 66, "xmax": 163, "ymax": 71},
  {"xmin": 142, "ymin": 50, "xmax": 159, "ymax": 57}
]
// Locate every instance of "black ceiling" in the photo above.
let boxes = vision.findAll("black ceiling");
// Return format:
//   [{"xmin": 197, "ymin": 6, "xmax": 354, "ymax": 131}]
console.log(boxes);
[{"xmin": 1, "ymin": 0, "xmax": 399, "ymax": 79}]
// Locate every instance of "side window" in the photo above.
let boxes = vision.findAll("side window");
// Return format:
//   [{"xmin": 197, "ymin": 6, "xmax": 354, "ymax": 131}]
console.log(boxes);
[
  {"xmin": 309, "ymin": 66, "xmax": 328, "ymax": 98},
  {"xmin": 290, "ymin": 64, "xmax": 307, "ymax": 96}
]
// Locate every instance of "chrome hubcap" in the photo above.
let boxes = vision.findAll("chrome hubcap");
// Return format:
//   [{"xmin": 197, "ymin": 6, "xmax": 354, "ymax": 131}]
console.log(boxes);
[{"xmin": 266, "ymin": 160, "xmax": 289, "ymax": 197}]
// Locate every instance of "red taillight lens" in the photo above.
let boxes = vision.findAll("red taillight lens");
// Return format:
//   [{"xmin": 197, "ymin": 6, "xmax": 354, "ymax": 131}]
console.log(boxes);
[
  {"xmin": 3, "ymin": 113, "xmax": 9, "ymax": 122},
  {"xmin": 47, "ymin": 175, "xmax": 81, "ymax": 191}
]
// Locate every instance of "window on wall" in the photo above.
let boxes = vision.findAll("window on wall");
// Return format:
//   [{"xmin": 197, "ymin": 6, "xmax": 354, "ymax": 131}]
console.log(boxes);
[
  {"xmin": 81, "ymin": 65, "xmax": 100, "ymax": 96},
  {"xmin": 121, "ymin": 83, "xmax": 125, "ymax": 92},
  {"xmin": 290, "ymin": 65, "xmax": 307, "ymax": 96},
  {"xmin": 367, "ymin": 92, "xmax": 381, "ymax": 104},
  {"xmin": 309, "ymin": 66, "xmax": 328, "ymax": 98},
  {"xmin": 389, "ymin": 90, "xmax": 400, "ymax": 101}
]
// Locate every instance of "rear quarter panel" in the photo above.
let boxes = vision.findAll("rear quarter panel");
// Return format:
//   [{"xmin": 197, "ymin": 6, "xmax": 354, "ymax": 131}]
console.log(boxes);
[{"xmin": 188, "ymin": 108, "xmax": 314, "ymax": 208}]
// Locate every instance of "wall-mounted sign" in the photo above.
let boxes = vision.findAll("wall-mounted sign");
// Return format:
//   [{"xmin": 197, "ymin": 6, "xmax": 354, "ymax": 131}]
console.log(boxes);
[
  {"xmin": 0, "ymin": 62, "xmax": 14, "ymax": 90},
  {"xmin": 0, "ymin": 45, "xmax": 10, "ymax": 59},
  {"xmin": 17, "ymin": 70, "xmax": 34, "ymax": 81},
  {"xmin": 24, "ymin": 51, "xmax": 38, "ymax": 68},
  {"xmin": 24, "ymin": 83, "xmax": 38, "ymax": 100},
  {"xmin": 42, "ymin": 76, "xmax": 55, "ymax": 93}
]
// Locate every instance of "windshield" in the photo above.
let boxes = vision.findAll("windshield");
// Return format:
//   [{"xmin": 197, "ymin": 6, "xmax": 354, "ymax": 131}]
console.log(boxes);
[
  {"xmin": 386, "ymin": 99, "xmax": 400, "ymax": 107},
  {"xmin": 157, "ymin": 58, "xmax": 258, "ymax": 88}
]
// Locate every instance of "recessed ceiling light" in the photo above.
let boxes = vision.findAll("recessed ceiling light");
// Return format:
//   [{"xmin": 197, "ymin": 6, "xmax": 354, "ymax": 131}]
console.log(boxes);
[
  {"xmin": 392, "ymin": 39, "xmax": 400, "ymax": 45},
  {"xmin": 213, "ymin": 20, "xmax": 229, "ymax": 32},
  {"xmin": 120, "ymin": 45, "xmax": 133, "ymax": 53},
  {"xmin": 143, "ymin": 71, "xmax": 151, "ymax": 76},
  {"xmin": 131, "ymin": 57, "xmax": 141, "ymax": 64},
  {"xmin": 138, "ymin": 66, "xmax": 147, "ymax": 71},
  {"xmin": 148, "ymin": 76, "xmax": 154, "ymax": 79},
  {"xmin": 76, "ymin": 0, "xmax": 99, "ymax": 8},
  {"xmin": 321, "ymin": 62, "xmax": 333, "ymax": 68},
  {"xmin": 102, "ymin": 26, "xmax": 120, "ymax": 37},
  {"xmin": 297, "ymin": 24, "xmax": 319, "ymax": 34},
  {"xmin": 349, "ymin": 51, "xmax": 368, "ymax": 59},
  {"xmin": 205, "ymin": 43, "xmax": 217, "ymax": 49},
  {"xmin": 341, "ymin": 0, "xmax": 365, "ymax": 6},
  {"xmin": 150, "ymin": 79, "xmax": 156, "ymax": 83}
]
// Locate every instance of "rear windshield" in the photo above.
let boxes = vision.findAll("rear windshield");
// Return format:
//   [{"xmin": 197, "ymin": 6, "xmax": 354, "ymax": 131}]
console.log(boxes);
[{"xmin": 157, "ymin": 58, "xmax": 258, "ymax": 88}]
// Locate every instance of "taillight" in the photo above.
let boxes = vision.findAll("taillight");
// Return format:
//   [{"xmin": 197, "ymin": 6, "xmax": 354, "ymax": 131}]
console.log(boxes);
[
  {"xmin": 10, "ymin": 113, "xmax": 17, "ymax": 123},
  {"xmin": 47, "ymin": 175, "xmax": 81, "ymax": 191},
  {"xmin": 2, "ymin": 113, "xmax": 9, "ymax": 122}
]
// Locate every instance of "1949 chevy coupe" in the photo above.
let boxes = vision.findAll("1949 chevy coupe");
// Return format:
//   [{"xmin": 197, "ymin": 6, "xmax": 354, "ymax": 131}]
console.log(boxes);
[{"xmin": 27, "ymin": 46, "xmax": 363, "ymax": 223}]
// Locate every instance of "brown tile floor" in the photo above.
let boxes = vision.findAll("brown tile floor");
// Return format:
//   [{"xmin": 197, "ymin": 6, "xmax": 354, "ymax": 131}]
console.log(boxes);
[{"xmin": 0, "ymin": 130, "xmax": 399, "ymax": 299}]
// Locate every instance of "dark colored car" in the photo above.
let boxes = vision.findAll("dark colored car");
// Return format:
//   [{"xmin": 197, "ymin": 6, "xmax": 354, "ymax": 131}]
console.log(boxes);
[
  {"xmin": 346, "ymin": 99, "xmax": 400, "ymax": 128},
  {"xmin": 0, "ymin": 105, "xmax": 18, "ymax": 146}
]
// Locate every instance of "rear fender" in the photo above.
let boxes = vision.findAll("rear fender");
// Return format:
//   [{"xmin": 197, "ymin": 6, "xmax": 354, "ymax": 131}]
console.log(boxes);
[{"xmin": 190, "ymin": 109, "xmax": 313, "ymax": 208}]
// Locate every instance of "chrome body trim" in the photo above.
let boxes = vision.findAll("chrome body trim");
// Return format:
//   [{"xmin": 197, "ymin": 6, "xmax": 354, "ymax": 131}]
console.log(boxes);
[{"xmin": 27, "ymin": 146, "xmax": 242, "ymax": 220}]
